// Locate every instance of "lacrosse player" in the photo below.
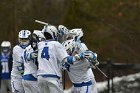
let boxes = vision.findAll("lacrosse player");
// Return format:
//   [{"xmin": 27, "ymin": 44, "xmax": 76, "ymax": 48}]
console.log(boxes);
[
  {"xmin": 34, "ymin": 25, "xmax": 82, "ymax": 93},
  {"xmin": 62, "ymin": 39, "xmax": 98, "ymax": 93},
  {"xmin": 59, "ymin": 27, "xmax": 98, "ymax": 93},
  {"xmin": 0, "ymin": 41, "xmax": 12, "ymax": 93},
  {"xmin": 11, "ymin": 30, "xmax": 31, "ymax": 93},
  {"xmin": 22, "ymin": 30, "xmax": 45, "ymax": 93},
  {"xmin": 69, "ymin": 29, "xmax": 98, "ymax": 81},
  {"xmin": 35, "ymin": 25, "xmax": 68, "ymax": 93}
]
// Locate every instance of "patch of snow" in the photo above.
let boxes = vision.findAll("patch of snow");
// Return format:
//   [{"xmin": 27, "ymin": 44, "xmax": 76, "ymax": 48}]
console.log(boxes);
[{"xmin": 64, "ymin": 73, "xmax": 140, "ymax": 93}]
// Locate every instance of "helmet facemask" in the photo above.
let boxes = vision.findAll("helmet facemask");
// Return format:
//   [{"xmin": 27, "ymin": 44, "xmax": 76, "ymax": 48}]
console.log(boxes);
[
  {"xmin": 62, "ymin": 39, "xmax": 77, "ymax": 55},
  {"xmin": 1, "ymin": 47, "xmax": 10, "ymax": 55}
]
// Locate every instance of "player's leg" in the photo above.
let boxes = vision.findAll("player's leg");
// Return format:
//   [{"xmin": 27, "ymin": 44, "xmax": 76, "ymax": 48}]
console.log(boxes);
[
  {"xmin": 46, "ymin": 78, "xmax": 64, "ymax": 93},
  {"xmin": 0, "ymin": 80, "xmax": 7, "ymax": 93},
  {"xmin": 88, "ymin": 69, "xmax": 98, "ymax": 93},
  {"xmin": 7, "ymin": 79, "xmax": 12, "ymax": 92},
  {"xmin": 22, "ymin": 80, "xmax": 38, "ymax": 93},
  {"xmin": 72, "ymin": 86, "xmax": 81, "ymax": 93},
  {"xmin": 11, "ymin": 76, "xmax": 24, "ymax": 93},
  {"xmin": 81, "ymin": 85, "xmax": 94, "ymax": 93},
  {"xmin": 73, "ymin": 85, "xmax": 94, "ymax": 93},
  {"xmin": 92, "ymin": 78, "xmax": 98, "ymax": 93},
  {"xmin": 38, "ymin": 76, "xmax": 64, "ymax": 93},
  {"xmin": 38, "ymin": 76, "xmax": 49, "ymax": 93}
]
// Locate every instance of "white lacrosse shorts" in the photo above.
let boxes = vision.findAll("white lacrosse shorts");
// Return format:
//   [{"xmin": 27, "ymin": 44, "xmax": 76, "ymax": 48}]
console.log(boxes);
[
  {"xmin": 11, "ymin": 76, "xmax": 24, "ymax": 93},
  {"xmin": 38, "ymin": 76, "xmax": 64, "ymax": 93},
  {"xmin": 71, "ymin": 80, "xmax": 98, "ymax": 93}
]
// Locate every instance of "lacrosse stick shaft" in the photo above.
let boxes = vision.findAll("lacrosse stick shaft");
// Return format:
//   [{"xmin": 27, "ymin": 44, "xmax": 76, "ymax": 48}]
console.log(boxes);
[
  {"xmin": 35, "ymin": 20, "xmax": 48, "ymax": 25},
  {"xmin": 87, "ymin": 58, "xmax": 108, "ymax": 78},
  {"xmin": 94, "ymin": 65, "xmax": 108, "ymax": 78}
]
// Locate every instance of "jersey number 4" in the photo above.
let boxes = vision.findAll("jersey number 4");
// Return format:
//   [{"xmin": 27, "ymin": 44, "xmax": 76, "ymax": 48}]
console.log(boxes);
[{"xmin": 41, "ymin": 47, "xmax": 50, "ymax": 60}]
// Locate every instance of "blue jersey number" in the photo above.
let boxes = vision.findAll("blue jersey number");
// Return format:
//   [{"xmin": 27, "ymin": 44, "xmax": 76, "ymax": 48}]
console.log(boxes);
[{"xmin": 41, "ymin": 47, "xmax": 50, "ymax": 60}]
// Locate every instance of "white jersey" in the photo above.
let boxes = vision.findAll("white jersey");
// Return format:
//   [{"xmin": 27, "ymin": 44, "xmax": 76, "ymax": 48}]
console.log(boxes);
[
  {"xmin": 11, "ymin": 45, "xmax": 26, "ymax": 78},
  {"xmin": 67, "ymin": 58, "xmax": 91, "ymax": 83},
  {"xmin": 66, "ymin": 42, "xmax": 94, "ymax": 83},
  {"xmin": 37, "ymin": 40, "xmax": 68, "ymax": 78},
  {"xmin": 80, "ymin": 43, "xmax": 98, "ymax": 93},
  {"xmin": 22, "ymin": 45, "xmax": 37, "ymax": 78},
  {"xmin": 79, "ymin": 42, "xmax": 95, "ymax": 78}
]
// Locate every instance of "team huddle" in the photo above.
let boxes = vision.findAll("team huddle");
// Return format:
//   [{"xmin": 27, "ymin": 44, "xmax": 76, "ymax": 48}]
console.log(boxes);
[{"xmin": 10, "ymin": 23, "xmax": 99, "ymax": 93}]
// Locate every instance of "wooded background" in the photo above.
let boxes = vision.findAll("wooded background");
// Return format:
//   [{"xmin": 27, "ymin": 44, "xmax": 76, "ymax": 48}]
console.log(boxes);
[{"xmin": 0, "ymin": 0, "xmax": 139, "ymax": 63}]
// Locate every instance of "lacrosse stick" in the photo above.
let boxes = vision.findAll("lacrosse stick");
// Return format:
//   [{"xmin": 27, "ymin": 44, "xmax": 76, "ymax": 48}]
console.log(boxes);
[
  {"xmin": 86, "ymin": 58, "xmax": 108, "ymax": 78},
  {"xmin": 35, "ymin": 20, "xmax": 49, "ymax": 26}
]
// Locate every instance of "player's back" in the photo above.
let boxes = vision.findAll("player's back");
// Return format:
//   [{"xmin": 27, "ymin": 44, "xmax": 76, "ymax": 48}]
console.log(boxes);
[
  {"xmin": 11, "ymin": 45, "xmax": 25, "ymax": 78},
  {"xmin": 37, "ymin": 40, "xmax": 68, "ymax": 78}
]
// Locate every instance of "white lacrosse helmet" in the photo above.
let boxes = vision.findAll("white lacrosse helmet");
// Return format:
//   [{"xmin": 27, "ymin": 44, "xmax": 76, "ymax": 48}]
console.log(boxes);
[
  {"xmin": 58, "ymin": 25, "xmax": 69, "ymax": 35},
  {"xmin": 1, "ymin": 41, "xmax": 11, "ymax": 53},
  {"xmin": 18, "ymin": 30, "xmax": 31, "ymax": 46},
  {"xmin": 62, "ymin": 39, "xmax": 76, "ymax": 53},
  {"xmin": 1, "ymin": 41, "xmax": 11, "ymax": 48},
  {"xmin": 33, "ymin": 30, "xmax": 45, "ymax": 41},
  {"xmin": 67, "ymin": 28, "xmax": 83, "ymax": 41},
  {"xmin": 42, "ymin": 25, "xmax": 58, "ymax": 40}
]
